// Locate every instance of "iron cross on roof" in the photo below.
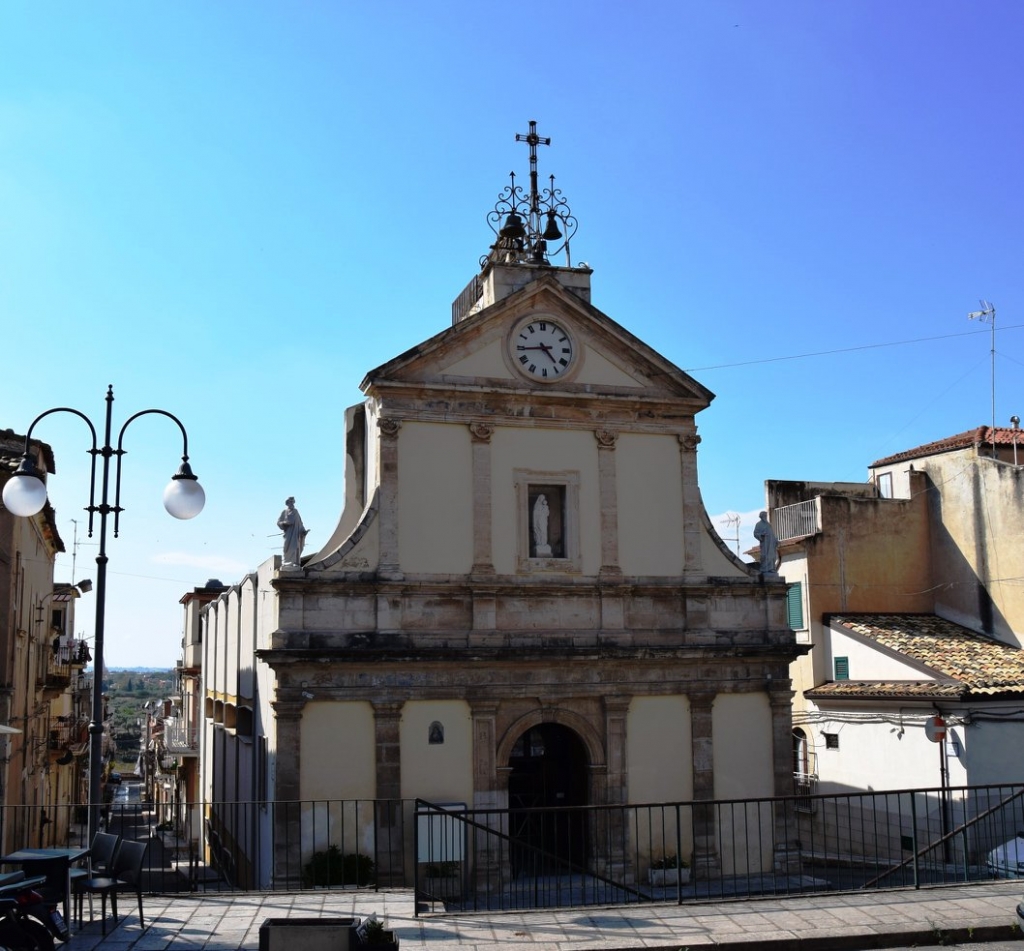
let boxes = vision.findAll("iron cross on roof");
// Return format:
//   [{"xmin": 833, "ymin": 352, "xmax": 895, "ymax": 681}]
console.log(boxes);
[{"xmin": 515, "ymin": 120, "xmax": 551, "ymax": 215}]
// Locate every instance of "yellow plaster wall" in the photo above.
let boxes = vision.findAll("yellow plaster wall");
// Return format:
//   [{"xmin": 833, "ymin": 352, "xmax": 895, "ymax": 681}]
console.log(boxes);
[
  {"xmin": 398, "ymin": 421, "xmax": 474, "ymax": 573},
  {"xmin": 617, "ymin": 434, "xmax": 684, "ymax": 575},
  {"xmin": 444, "ymin": 341, "xmax": 516, "ymax": 380},
  {"xmin": 491, "ymin": 427, "xmax": 601, "ymax": 575},
  {"xmin": 399, "ymin": 700, "xmax": 473, "ymax": 804},
  {"xmin": 712, "ymin": 692, "xmax": 775, "ymax": 874},
  {"xmin": 627, "ymin": 696, "xmax": 694, "ymax": 866},
  {"xmin": 578, "ymin": 347, "xmax": 645, "ymax": 388},
  {"xmin": 300, "ymin": 701, "xmax": 376, "ymax": 801},
  {"xmin": 627, "ymin": 696, "xmax": 692, "ymax": 801}
]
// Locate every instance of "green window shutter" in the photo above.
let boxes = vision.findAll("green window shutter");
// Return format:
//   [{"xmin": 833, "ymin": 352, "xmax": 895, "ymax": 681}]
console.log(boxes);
[
  {"xmin": 834, "ymin": 656, "xmax": 850, "ymax": 680},
  {"xmin": 786, "ymin": 582, "xmax": 804, "ymax": 629}
]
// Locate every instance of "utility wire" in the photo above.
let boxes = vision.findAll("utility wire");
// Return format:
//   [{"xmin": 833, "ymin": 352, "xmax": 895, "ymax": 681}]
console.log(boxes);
[{"xmin": 685, "ymin": 323, "xmax": 1023, "ymax": 373}]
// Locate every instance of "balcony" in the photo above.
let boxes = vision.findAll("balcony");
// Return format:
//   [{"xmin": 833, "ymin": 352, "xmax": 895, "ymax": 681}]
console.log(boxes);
[
  {"xmin": 162, "ymin": 717, "xmax": 199, "ymax": 757},
  {"xmin": 48, "ymin": 714, "xmax": 89, "ymax": 753},
  {"xmin": 773, "ymin": 498, "xmax": 821, "ymax": 541}
]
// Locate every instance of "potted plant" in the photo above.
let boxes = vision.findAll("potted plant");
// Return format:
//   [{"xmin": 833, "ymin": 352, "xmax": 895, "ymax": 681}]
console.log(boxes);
[
  {"xmin": 359, "ymin": 914, "xmax": 399, "ymax": 951},
  {"xmin": 647, "ymin": 853, "xmax": 690, "ymax": 886}
]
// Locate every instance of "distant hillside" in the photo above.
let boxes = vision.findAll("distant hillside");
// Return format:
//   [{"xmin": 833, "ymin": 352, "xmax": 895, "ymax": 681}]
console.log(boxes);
[{"xmin": 108, "ymin": 667, "xmax": 177, "ymax": 673}]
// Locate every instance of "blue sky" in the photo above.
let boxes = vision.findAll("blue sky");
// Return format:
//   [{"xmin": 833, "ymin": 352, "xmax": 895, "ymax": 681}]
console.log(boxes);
[{"xmin": 3, "ymin": 2, "xmax": 1022, "ymax": 666}]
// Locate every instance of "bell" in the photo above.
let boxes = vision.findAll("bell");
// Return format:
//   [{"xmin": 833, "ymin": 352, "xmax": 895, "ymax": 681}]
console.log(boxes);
[
  {"xmin": 542, "ymin": 211, "xmax": 562, "ymax": 241},
  {"xmin": 499, "ymin": 212, "xmax": 526, "ymax": 240}
]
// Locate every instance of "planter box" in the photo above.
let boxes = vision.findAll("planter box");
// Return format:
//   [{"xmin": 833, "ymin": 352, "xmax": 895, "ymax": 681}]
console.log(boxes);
[
  {"xmin": 365, "ymin": 931, "xmax": 400, "ymax": 951},
  {"xmin": 647, "ymin": 866, "xmax": 691, "ymax": 886},
  {"xmin": 259, "ymin": 917, "xmax": 360, "ymax": 951}
]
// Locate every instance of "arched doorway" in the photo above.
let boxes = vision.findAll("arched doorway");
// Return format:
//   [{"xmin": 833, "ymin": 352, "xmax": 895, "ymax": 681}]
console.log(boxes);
[{"xmin": 507, "ymin": 722, "xmax": 589, "ymax": 876}]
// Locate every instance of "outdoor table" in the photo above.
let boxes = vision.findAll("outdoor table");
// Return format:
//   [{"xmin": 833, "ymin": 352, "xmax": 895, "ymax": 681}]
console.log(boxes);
[{"xmin": 0, "ymin": 846, "xmax": 89, "ymax": 927}]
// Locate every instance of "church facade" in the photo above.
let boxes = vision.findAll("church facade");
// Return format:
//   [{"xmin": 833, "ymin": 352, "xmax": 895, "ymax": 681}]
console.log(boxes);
[{"xmin": 201, "ymin": 128, "xmax": 802, "ymax": 889}]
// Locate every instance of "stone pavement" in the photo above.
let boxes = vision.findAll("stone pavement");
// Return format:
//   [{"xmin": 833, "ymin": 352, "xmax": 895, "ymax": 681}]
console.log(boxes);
[{"xmin": 66, "ymin": 881, "xmax": 1024, "ymax": 951}]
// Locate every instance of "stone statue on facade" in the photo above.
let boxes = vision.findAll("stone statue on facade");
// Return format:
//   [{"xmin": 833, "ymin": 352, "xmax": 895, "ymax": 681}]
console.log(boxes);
[
  {"xmin": 753, "ymin": 511, "xmax": 780, "ymax": 577},
  {"xmin": 277, "ymin": 497, "xmax": 309, "ymax": 569},
  {"xmin": 533, "ymin": 494, "xmax": 552, "ymax": 557}
]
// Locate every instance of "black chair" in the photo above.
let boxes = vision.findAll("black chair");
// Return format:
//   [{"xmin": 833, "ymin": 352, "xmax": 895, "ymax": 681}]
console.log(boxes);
[
  {"xmin": 76, "ymin": 839, "xmax": 148, "ymax": 935},
  {"xmin": 72, "ymin": 832, "xmax": 121, "ymax": 924}
]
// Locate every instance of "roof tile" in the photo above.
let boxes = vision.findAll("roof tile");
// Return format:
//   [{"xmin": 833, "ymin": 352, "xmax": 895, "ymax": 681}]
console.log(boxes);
[{"xmin": 822, "ymin": 613, "xmax": 1024, "ymax": 699}]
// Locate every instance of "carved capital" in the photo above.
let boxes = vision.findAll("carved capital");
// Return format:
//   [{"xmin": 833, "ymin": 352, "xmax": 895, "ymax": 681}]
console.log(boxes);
[
  {"xmin": 378, "ymin": 417, "xmax": 401, "ymax": 437},
  {"xmin": 271, "ymin": 700, "xmax": 306, "ymax": 721},
  {"xmin": 678, "ymin": 432, "xmax": 702, "ymax": 451},
  {"xmin": 372, "ymin": 701, "xmax": 404, "ymax": 721},
  {"xmin": 594, "ymin": 429, "xmax": 618, "ymax": 449},
  {"xmin": 469, "ymin": 421, "xmax": 495, "ymax": 443}
]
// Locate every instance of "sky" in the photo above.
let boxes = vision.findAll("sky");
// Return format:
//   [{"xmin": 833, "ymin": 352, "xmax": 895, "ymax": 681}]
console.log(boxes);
[{"xmin": 2, "ymin": 2, "xmax": 1022, "ymax": 667}]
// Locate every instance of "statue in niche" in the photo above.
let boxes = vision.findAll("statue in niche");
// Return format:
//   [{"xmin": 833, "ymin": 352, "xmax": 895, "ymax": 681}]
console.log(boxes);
[
  {"xmin": 753, "ymin": 511, "xmax": 780, "ymax": 576},
  {"xmin": 429, "ymin": 722, "xmax": 444, "ymax": 745},
  {"xmin": 533, "ymin": 493, "xmax": 552, "ymax": 557},
  {"xmin": 277, "ymin": 497, "xmax": 309, "ymax": 569}
]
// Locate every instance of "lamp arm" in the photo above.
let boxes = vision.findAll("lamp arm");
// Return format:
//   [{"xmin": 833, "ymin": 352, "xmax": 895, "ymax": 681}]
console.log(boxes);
[
  {"xmin": 22, "ymin": 407, "xmax": 101, "ymax": 536},
  {"xmin": 113, "ymin": 408, "xmax": 194, "ymax": 537}
]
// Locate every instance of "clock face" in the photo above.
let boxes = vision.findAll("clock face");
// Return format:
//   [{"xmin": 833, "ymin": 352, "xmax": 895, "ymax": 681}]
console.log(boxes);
[{"xmin": 510, "ymin": 318, "xmax": 575, "ymax": 381}]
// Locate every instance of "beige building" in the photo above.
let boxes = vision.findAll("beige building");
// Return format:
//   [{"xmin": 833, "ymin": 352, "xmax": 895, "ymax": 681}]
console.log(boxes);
[
  {"xmin": 1, "ymin": 429, "xmax": 92, "ymax": 852},
  {"xmin": 767, "ymin": 425, "xmax": 1024, "ymax": 796},
  {"xmin": 203, "ymin": 138, "xmax": 802, "ymax": 889}
]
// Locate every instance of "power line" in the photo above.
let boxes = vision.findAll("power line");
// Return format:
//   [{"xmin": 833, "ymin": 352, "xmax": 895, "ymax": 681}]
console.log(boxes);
[{"xmin": 685, "ymin": 323, "xmax": 1023, "ymax": 373}]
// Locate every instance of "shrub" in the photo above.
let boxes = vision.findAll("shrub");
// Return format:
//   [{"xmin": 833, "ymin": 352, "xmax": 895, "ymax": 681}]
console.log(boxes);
[
  {"xmin": 425, "ymin": 861, "xmax": 459, "ymax": 878},
  {"xmin": 650, "ymin": 853, "xmax": 689, "ymax": 870},
  {"xmin": 302, "ymin": 845, "xmax": 375, "ymax": 887}
]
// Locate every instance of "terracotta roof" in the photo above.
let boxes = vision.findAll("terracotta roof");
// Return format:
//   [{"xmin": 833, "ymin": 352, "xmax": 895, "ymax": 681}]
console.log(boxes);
[
  {"xmin": 870, "ymin": 426, "xmax": 1022, "ymax": 467},
  {"xmin": 814, "ymin": 613, "xmax": 1024, "ymax": 700},
  {"xmin": 806, "ymin": 681, "xmax": 963, "ymax": 700},
  {"xmin": 0, "ymin": 429, "xmax": 56, "ymax": 474}
]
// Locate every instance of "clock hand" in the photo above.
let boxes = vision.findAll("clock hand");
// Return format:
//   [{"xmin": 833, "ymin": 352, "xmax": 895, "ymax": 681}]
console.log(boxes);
[{"xmin": 537, "ymin": 343, "xmax": 558, "ymax": 364}]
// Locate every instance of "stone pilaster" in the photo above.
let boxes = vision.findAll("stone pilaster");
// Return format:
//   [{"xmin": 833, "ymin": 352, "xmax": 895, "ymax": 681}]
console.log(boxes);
[
  {"xmin": 689, "ymin": 690, "xmax": 721, "ymax": 879},
  {"xmin": 594, "ymin": 430, "xmax": 622, "ymax": 580},
  {"xmin": 678, "ymin": 431, "xmax": 704, "ymax": 576},
  {"xmin": 372, "ymin": 701, "xmax": 404, "ymax": 884},
  {"xmin": 602, "ymin": 697, "xmax": 631, "ymax": 880},
  {"xmin": 470, "ymin": 701, "xmax": 499, "ymax": 807},
  {"xmin": 469, "ymin": 422, "xmax": 495, "ymax": 576},
  {"xmin": 469, "ymin": 702, "xmax": 506, "ymax": 891},
  {"xmin": 377, "ymin": 417, "xmax": 403, "ymax": 580},
  {"xmin": 270, "ymin": 700, "xmax": 304, "ymax": 886}
]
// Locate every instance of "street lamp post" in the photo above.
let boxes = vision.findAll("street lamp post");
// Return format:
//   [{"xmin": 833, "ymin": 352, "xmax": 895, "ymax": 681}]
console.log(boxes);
[{"xmin": 2, "ymin": 385, "xmax": 205, "ymax": 842}]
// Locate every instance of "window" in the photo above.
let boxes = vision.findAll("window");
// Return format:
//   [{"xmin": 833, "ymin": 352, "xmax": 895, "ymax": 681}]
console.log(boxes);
[
  {"xmin": 877, "ymin": 472, "xmax": 893, "ymax": 499},
  {"xmin": 786, "ymin": 583, "xmax": 804, "ymax": 629},
  {"xmin": 823, "ymin": 732, "xmax": 840, "ymax": 750},
  {"xmin": 834, "ymin": 656, "xmax": 850, "ymax": 680}
]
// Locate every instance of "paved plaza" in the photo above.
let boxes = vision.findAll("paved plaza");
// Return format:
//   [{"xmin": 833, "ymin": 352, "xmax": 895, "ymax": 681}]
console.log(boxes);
[{"xmin": 65, "ymin": 880, "xmax": 1024, "ymax": 951}]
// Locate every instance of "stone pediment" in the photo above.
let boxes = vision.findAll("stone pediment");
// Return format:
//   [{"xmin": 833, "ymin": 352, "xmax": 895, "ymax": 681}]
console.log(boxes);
[{"xmin": 361, "ymin": 275, "xmax": 714, "ymax": 409}]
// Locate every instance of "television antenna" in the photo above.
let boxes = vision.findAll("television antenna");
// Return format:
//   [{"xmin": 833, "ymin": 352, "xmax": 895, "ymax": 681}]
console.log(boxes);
[
  {"xmin": 720, "ymin": 512, "xmax": 742, "ymax": 555},
  {"xmin": 967, "ymin": 300, "xmax": 996, "ymax": 455}
]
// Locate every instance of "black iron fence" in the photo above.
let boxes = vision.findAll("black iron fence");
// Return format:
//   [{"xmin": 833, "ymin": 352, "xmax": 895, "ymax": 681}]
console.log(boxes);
[{"xmin": 2, "ymin": 783, "xmax": 1022, "ymax": 912}]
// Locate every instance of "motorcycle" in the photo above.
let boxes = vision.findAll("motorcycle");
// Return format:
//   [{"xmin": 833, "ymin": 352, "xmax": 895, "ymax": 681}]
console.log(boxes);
[{"xmin": 0, "ymin": 872, "xmax": 68, "ymax": 951}]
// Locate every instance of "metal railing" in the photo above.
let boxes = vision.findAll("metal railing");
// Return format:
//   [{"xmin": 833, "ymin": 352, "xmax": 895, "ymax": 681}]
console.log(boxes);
[
  {"xmin": 772, "ymin": 499, "xmax": 821, "ymax": 541},
  {"xmin": 451, "ymin": 274, "xmax": 482, "ymax": 324},
  {"xmin": 2, "ymin": 783, "xmax": 1021, "ymax": 910},
  {"xmin": 162, "ymin": 717, "xmax": 198, "ymax": 754}
]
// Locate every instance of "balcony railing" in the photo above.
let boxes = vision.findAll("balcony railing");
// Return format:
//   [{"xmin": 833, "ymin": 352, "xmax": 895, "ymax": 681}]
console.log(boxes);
[
  {"xmin": 48, "ymin": 715, "xmax": 89, "ymax": 751},
  {"xmin": 162, "ymin": 717, "xmax": 198, "ymax": 755},
  {"xmin": 773, "ymin": 499, "xmax": 821, "ymax": 541}
]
